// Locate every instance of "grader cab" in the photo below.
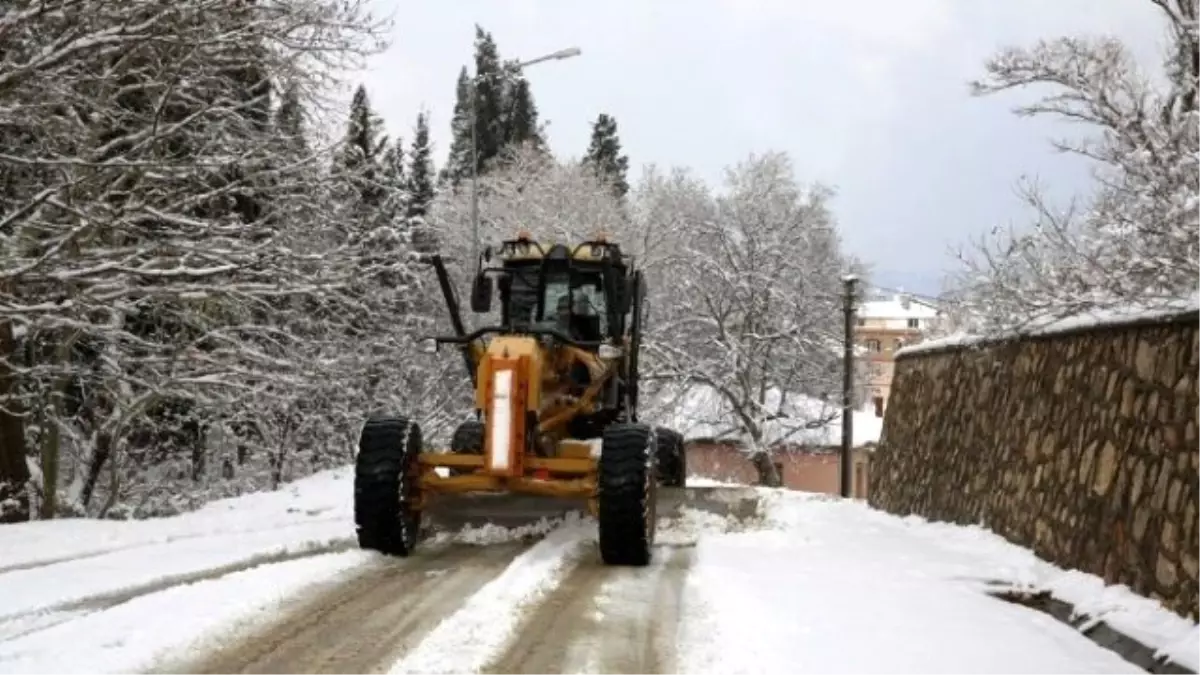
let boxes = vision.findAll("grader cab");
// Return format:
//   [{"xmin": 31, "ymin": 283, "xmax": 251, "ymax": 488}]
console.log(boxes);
[{"xmin": 353, "ymin": 231, "xmax": 686, "ymax": 566}]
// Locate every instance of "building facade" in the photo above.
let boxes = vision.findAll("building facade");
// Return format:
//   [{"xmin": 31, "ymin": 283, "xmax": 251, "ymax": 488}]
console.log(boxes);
[
  {"xmin": 855, "ymin": 291, "xmax": 941, "ymax": 418},
  {"xmin": 686, "ymin": 441, "xmax": 874, "ymax": 498}
]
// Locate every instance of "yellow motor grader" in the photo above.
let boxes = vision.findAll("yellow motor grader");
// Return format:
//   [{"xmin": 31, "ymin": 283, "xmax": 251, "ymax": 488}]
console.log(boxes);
[{"xmin": 353, "ymin": 231, "xmax": 686, "ymax": 565}]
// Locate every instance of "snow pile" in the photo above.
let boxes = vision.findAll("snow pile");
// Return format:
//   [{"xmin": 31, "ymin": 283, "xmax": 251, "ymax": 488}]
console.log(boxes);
[
  {"xmin": 429, "ymin": 516, "xmax": 567, "ymax": 546},
  {"xmin": 2, "ymin": 466, "xmax": 355, "ymax": 572},
  {"xmin": 388, "ymin": 513, "xmax": 596, "ymax": 674},
  {"xmin": 656, "ymin": 506, "xmax": 760, "ymax": 547},
  {"xmin": 677, "ymin": 490, "xmax": 1198, "ymax": 673}
]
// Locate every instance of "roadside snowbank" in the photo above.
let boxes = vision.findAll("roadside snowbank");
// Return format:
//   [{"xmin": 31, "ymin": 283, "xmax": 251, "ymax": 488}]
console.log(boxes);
[
  {"xmin": 678, "ymin": 490, "xmax": 1197, "ymax": 673},
  {"xmin": 2, "ymin": 466, "xmax": 357, "ymax": 572},
  {"xmin": 0, "ymin": 550, "xmax": 372, "ymax": 674}
]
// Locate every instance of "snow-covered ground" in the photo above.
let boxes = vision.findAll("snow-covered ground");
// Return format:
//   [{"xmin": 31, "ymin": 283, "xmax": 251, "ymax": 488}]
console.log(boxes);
[{"xmin": 0, "ymin": 466, "xmax": 1194, "ymax": 674}]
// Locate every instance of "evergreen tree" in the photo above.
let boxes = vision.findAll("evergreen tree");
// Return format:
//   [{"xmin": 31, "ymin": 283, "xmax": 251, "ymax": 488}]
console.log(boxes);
[
  {"xmin": 406, "ymin": 112, "xmax": 435, "ymax": 219},
  {"xmin": 442, "ymin": 67, "xmax": 474, "ymax": 187},
  {"xmin": 500, "ymin": 61, "xmax": 545, "ymax": 154},
  {"xmin": 407, "ymin": 112, "xmax": 437, "ymax": 253},
  {"xmin": 379, "ymin": 137, "xmax": 408, "ymax": 233},
  {"xmin": 471, "ymin": 26, "xmax": 506, "ymax": 174},
  {"xmin": 583, "ymin": 113, "xmax": 630, "ymax": 200},
  {"xmin": 275, "ymin": 83, "xmax": 309, "ymax": 158},
  {"xmin": 336, "ymin": 84, "xmax": 387, "ymax": 212}
]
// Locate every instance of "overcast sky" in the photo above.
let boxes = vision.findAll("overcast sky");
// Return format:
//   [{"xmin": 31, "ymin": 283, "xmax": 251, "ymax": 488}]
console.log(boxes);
[{"xmin": 355, "ymin": 0, "xmax": 1171, "ymax": 296}]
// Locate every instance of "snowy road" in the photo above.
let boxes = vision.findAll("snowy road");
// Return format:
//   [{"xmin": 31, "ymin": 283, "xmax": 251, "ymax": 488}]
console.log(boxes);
[
  {"xmin": 0, "ymin": 467, "xmax": 1195, "ymax": 674},
  {"xmin": 179, "ymin": 542, "xmax": 531, "ymax": 674}
]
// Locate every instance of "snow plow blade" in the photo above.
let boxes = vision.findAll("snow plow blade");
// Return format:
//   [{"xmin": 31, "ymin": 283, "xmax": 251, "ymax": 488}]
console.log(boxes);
[{"xmin": 420, "ymin": 486, "xmax": 762, "ymax": 533}]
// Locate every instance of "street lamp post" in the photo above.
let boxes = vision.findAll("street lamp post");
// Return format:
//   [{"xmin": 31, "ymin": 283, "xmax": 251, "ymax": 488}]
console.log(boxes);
[
  {"xmin": 840, "ymin": 274, "xmax": 859, "ymax": 498},
  {"xmin": 469, "ymin": 47, "xmax": 581, "ymax": 266}
]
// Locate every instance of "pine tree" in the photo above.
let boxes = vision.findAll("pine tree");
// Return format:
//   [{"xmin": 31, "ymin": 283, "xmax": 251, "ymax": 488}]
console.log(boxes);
[
  {"xmin": 406, "ymin": 112, "xmax": 435, "ymax": 219},
  {"xmin": 407, "ymin": 112, "xmax": 437, "ymax": 253},
  {"xmin": 471, "ymin": 25, "xmax": 506, "ymax": 174},
  {"xmin": 501, "ymin": 61, "xmax": 545, "ymax": 153},
  {"xmin": 442, "ymin": 67, "xmax": 474, "ymax": 187},
  {"xmin": 583, "ymin": 113, "xmax": 630, "ymax": 200},
  {"xmin": 275, "ymin": 83, "xmax": 309, "ymax": 158},
  {"xmin": 379, "ymin": 137, "xmax": 408, "ymax": 232},
  {"xmin": 336, "ymin": 84, "xmax": 387, "ymax": 212}
]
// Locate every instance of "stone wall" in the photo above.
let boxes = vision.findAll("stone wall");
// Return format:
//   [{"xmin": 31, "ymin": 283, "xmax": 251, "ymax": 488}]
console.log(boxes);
[{"xmin": 869, "ymin": 310, "xmax": 1199, "ymax": 620}]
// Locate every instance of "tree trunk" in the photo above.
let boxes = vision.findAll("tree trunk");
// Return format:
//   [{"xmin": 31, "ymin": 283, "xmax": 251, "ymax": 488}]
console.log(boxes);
[
  {"xmin": 0, "ymin": 319, "xmax": 30, "ymax": 523},
  {"xmin": 80, "ymin": 431, "xmax": 112, "ymax": 509},
  {"xmin": 750, "ymin": 449, "xmax": 783, "ymax": 488}
]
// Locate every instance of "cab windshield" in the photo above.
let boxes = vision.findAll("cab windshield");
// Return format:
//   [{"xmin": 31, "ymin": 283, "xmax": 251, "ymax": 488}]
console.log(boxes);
[{"xmin": 504, "ymin": 266, "xmax": 607, "ymax": 339}]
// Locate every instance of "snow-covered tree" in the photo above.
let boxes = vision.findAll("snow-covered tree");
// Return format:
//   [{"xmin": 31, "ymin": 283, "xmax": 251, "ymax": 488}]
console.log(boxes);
[
  {"xmin": 0, "ymin": 0, "xmax": 464, "ymax": 520},
  {"xmin": 407, "ymin": 112, "xmax": 436, "ymax": 221},
  {"xmin": 641, "ymin": 153, "xmax": 852, "ymax": 486},
  {"xmin": 428, "ymin": 143, "xmax": 627, "ymax": 262},
  {"xmin": 948, "ymin": 0, "xmax": 1199, "ymax": 331},
  {"xmin": 583, "ymin": 114, "xmax": 630, "ymax": 201}
]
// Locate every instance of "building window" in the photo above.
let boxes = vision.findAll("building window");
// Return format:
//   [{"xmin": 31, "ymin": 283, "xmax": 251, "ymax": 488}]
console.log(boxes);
[
  {"xmin": 907, "ymin": 318, "xmax": 919, "ymax": 329},
  {"xmin": 894, "ymin": 338, "xmax": 905, "ymax": 351},
  {"xmin": 866, "ymin": 339, "xmax": 881, "ymax": 352},
  {"xmin": 873, "ymin": 396, "xmax": 884, "ymax": 418}
]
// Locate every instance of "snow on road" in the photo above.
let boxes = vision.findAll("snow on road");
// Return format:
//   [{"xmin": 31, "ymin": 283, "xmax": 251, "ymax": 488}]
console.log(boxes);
[
  {"xmin": 678, "ymin": 491, "xmax": 1196, "ymax": 674},
  {"xmin": 0, "ymin": 466, "xmax": 1195, "ymax": 674}
]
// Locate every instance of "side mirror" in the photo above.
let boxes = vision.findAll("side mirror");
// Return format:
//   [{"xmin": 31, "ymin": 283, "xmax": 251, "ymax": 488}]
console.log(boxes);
[{"xmin": 470, "ymin": 272, "xmax": 493, "ymax": 313}]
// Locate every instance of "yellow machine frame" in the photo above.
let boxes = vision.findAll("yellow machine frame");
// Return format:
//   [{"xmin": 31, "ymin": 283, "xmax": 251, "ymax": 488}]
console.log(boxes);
[{"xmin": 415, "ymin": 232, "xmax": 631, "ymax": 517}]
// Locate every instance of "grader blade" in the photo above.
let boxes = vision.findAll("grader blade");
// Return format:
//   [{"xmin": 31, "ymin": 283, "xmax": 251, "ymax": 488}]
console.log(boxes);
[
  {"xmin": 659, "ymin": 486, "xmax": 762, "ymax": 521},
  {"xmin": 421, "ymin": 493, "xmax": 586, "ymax": 532},
  {"xmin": 420, "ymin": 486, "xmax": 763, "ymax": 535}
]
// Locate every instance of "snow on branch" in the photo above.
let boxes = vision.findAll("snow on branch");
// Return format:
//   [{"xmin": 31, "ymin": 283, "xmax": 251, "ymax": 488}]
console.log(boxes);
[{"xmin": 948, "ymin": 0, "xmax": 1198, "ymax": 334}]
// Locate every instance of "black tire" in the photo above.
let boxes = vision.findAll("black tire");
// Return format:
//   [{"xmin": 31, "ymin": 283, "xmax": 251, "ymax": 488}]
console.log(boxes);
[
  {"xmin": 448, "ymin": 420, "xmax": 484, "ymax": 476},
  {"xmin": 354, "ymin": 415, "xmax": 422, "ymax": 556},
  {"xmin": 654, "ymin": 426, "xmax": 687, "ymax": 488},
  {"xmin": 450, "ymin": 420, "xmax": 484, "ymax": 453},
  {"xmin": 597, "ymin": 423, "xmax": 658, "ymax": 566}
]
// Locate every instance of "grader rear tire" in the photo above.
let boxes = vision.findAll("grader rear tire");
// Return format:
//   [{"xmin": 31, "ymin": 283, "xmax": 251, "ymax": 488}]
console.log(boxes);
[
  {"xmin": 654, "ymin": 426, "xmax": 686, "ymax": 488},
  {"xmin": 597, "ymin": 423, "xmax": 658, "ymax": 566},
  {"xmin": 354, "ymin": 415, "xmax": 422, "ymax": 557},
  {"xmin": 448, "ymin": 420, "xmax": 484, "ymax": 476}
]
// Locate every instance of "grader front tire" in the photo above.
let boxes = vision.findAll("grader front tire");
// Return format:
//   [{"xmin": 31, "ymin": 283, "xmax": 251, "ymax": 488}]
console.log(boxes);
[
  {"xmin": 597, "ymin": 423, "xmax": 658, "ymax": 566},
  {"xmin": 354, "ymin": 416, "xmax": 422, "ymax": 557}
]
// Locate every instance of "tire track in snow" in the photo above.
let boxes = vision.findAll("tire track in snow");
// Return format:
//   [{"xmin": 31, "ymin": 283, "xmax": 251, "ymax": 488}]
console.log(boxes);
[
  {"xmin": 484, "ymin": 545, "xmax": 695, "ymax": 674},
  {"xmin": 175, "ymin": 541, "xmax": 532, "ymax": 675},
  {"xmin": 0, "ymin": 538, "xmax": 356, "ymax": 643}
]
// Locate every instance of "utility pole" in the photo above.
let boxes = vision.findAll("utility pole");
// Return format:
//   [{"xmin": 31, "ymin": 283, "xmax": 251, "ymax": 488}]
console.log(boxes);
[
  {"xmin": 468, "ymin": 46, "xmax": 581, "ymax": 265},
  {"xmin": 840, "ymin": 274, "xmax": 859, "ymax": 498}
]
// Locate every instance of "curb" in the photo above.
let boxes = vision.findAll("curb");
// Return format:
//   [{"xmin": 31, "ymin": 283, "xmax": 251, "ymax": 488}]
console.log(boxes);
[{"xmin": 989, "ymin": 589, "xmax": 1195, "ymax": 674}]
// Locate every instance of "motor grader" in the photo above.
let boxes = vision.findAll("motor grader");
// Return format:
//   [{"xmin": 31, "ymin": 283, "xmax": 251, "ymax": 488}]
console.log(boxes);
[{"xmin": 353, "ymin": 231, "xmax": 686, "ymax": 566}]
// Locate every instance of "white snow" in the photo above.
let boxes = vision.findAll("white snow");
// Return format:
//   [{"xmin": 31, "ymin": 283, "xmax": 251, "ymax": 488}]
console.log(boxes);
[
  {"xmin": 2, "ymin": 464, "xmax": 1195, "ymax": 675},
  {"xmin": 653, "ymin": 384, "xmax": 883, "ymax": 448},
  {"xmin": 859, "ymin": 292, "xmax": 941, "ymax": 320},
  {"xmin": 897, "ymin": 293, "xmax": 1199, "ymax": 358},
  {"xmin": 0, "ymin": 550, "xmax": 372, "ymax": 674},
  {"xmin": 387, "ymin": 513, "xmax": 596, "ymax": 674},
  {"xmin": 678, "ymin": 490, "xmax": 1198, "ymax": 674},
  {"xmin": 2, "ymin": 466, "xmax": 357, "ymax": 572}
]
